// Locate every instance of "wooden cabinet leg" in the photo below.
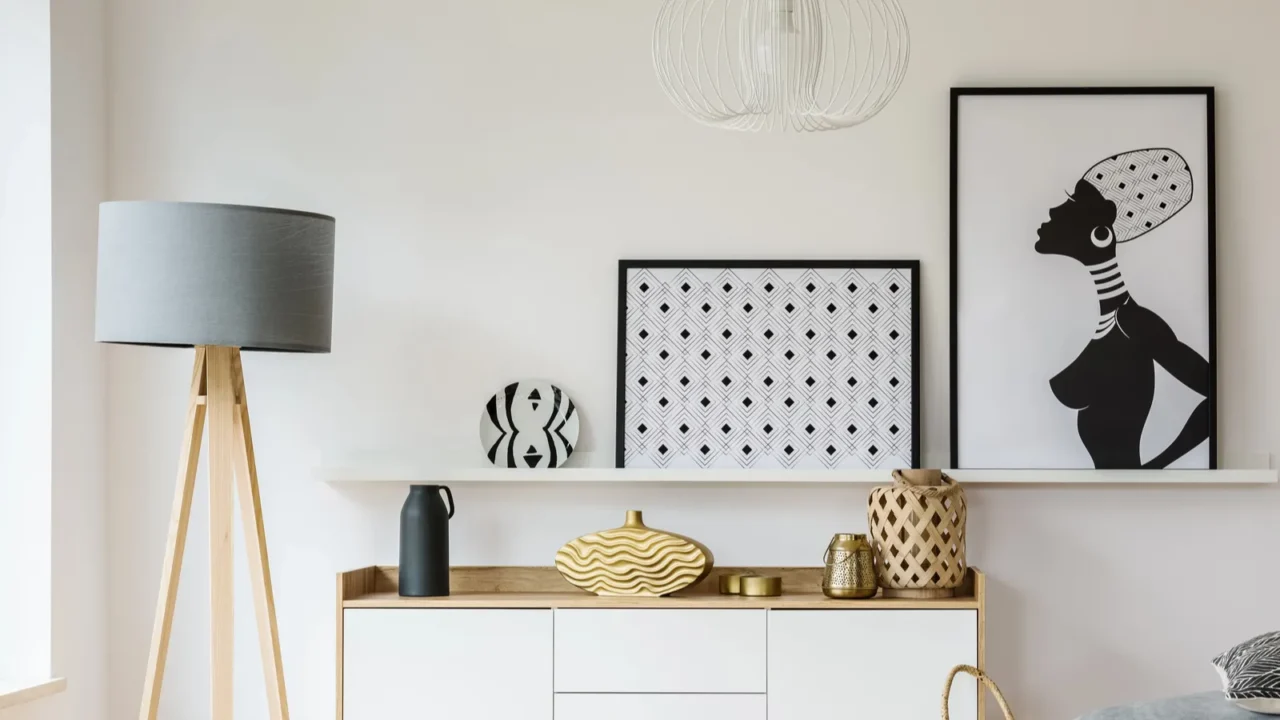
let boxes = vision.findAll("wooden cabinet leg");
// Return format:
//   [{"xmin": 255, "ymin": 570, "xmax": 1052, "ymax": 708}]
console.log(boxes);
[
  {"xmin": 231, "ymin": 351, "xmax": 290, "ymax": 720},
  {"xmin": 138, "ymin": 349, "xmax": 207, "ymax": 720},
  {"xmin": 206, "ymin": 347, "xmax": 236, "ymax": 720}
]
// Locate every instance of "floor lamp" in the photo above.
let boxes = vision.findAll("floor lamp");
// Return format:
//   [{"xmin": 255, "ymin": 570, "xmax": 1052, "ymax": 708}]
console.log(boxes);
[{"xmin": 96, "ymin": 201, "xmax": 336, "ymax": 720}]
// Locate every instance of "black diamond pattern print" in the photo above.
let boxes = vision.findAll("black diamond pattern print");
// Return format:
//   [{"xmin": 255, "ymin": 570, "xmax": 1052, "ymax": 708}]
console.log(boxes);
[{"xmin": 622, "ymin": 266, "xmax": 914, "ymax": 469}]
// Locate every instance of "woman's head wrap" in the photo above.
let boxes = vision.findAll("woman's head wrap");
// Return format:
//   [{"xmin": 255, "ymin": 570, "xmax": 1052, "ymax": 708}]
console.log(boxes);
[{"xmin": 1081, "ymin": 148, "xmax": 1194, "ymax": 243}]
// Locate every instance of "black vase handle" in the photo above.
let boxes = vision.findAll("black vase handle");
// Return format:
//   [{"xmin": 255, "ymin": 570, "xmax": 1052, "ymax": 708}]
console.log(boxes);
[{"xmin": 440, "ymin": 485, "xmax": 455, "ymax": 519}]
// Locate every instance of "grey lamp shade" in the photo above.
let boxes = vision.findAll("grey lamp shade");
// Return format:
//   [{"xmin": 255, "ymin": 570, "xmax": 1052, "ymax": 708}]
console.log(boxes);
[{"xmin": 95, "ymin": 201, "xmax": 336, "ymax": 353}]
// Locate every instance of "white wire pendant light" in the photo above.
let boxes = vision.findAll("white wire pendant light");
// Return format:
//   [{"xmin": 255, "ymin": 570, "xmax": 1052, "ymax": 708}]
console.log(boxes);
[{"xmin": 652, "ymin": 0, "xmax": 911, "ymax": 132}]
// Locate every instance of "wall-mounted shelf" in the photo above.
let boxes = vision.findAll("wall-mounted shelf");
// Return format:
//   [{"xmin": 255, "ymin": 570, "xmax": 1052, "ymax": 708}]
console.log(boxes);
[{"xmin": 323, "ymin": 460, "xmax": 1277, "ymax": 485}]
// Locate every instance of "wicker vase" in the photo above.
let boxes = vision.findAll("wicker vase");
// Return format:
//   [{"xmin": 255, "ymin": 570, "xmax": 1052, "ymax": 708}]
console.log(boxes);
[{"xmin": 867, "ymin": 470, "xmax": 967, "ymax": 598}]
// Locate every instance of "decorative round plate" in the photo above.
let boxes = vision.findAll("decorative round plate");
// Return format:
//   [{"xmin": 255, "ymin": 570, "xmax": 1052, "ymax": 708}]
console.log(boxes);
[{"xmin": 478, "ymin": 380, "xmax": 579, "ymax": 468}]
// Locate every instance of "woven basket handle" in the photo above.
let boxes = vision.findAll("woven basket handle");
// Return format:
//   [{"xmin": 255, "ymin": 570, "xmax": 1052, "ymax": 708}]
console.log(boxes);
[
  {"xmin": 942, "ymin": 664, "xmax": 1014, "ymax": 720},
  {"xmin": 894, "ymin": 470, "xmax": 962, "ymax": 499}
]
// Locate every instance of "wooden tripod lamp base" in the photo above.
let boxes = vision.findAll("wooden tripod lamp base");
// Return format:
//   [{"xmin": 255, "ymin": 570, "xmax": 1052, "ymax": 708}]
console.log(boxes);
[{"xmin": 139, "ymin": 346, "xmax": 289, "ymax": 720}]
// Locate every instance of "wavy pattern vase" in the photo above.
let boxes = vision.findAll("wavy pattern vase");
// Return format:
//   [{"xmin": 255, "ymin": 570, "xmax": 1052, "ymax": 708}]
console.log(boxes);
[{"xmin": 555, "ymin": 510, "xmax": 714, "ymax": 596}]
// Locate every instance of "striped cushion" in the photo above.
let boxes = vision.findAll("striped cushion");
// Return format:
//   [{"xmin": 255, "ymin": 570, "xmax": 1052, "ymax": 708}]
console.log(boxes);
[{"xmin": 1214, "ymin": 631, "xmax": 1280, "ymax": 714}]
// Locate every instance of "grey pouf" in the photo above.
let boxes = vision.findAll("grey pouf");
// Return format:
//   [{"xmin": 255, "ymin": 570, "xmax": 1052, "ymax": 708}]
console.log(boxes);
[{"xmin": 1079, "ymin": 692, "xmax": 1264, "ymax": 719}]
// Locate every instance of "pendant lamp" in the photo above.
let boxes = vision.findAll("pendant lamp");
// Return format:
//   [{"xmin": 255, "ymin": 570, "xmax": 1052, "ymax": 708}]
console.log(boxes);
[{"xmin": 652, "ymin": 0, "xmax": 911, "ymax": 131}]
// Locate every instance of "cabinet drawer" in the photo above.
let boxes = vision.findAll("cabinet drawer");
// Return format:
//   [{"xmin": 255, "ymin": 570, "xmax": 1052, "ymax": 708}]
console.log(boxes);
[
  {"xmin": 555, "ymin": 693, "xmax": 766, "ymax": 720},
  {"xmin": 554, "ymin": 609, "xmax": 766, "ymax": 693},
  {"xmin": 768, "ymin": 610, "xmax": 978, "ymax": 720},
  {"xmin": 343, "ymin": 609, "xmax": 552, "ymax": 720}
]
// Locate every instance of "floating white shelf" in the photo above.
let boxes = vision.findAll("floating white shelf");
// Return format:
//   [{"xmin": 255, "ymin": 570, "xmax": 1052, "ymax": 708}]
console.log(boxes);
[{"xmin": 323, "ymin": 464, "xmax": 1276, "ymax": 485}]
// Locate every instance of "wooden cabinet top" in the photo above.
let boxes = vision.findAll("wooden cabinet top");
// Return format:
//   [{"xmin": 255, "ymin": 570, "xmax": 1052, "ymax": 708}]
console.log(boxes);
[{"xmin": 338, "ymin": 566, "xmax": 985, "ymax": 611}]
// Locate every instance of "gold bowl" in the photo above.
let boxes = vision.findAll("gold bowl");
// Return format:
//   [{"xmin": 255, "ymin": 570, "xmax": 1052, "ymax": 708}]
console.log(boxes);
[{"xmin": 738, "ymin": 575, "xmax": 782, "ymax": 597}]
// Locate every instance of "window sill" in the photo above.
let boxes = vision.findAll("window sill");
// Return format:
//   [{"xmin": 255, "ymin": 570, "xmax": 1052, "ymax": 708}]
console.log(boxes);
[{"xmin": 0, "ymin": 677, "xmax": 67, "ymax": 710}]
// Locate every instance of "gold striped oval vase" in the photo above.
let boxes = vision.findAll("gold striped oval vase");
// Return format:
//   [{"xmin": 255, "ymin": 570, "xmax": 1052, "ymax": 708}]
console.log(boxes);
[{"xmin": 555, "ymin": 510, "xmax": 714, "ymax": 596}]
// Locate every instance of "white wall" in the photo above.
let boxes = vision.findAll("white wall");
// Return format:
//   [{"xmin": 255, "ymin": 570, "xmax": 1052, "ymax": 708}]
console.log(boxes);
[
  {"xmin": 45, "ymin": 0, "xmax": 109, "ymax": 716},
  {"xmin": 105, "ymin": 1, "xmax": 1280, "ymax": 718},
  {"xmin": 0, "ymin": 1, "xmax": 108, "ymax": 719}
]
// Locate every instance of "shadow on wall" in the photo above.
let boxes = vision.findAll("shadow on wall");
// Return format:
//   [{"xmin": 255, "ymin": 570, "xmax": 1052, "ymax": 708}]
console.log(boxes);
[
  {"xmin": 311, "ymin": 294, "xmax": 601, "ymax": 470},
  {"xmin": 968, "ymin": 482, "xmax": 1280, "ymax": 719},
  {"xmin": 980, "ymin": 528, "xmax": 1157, "ymax": 717}
]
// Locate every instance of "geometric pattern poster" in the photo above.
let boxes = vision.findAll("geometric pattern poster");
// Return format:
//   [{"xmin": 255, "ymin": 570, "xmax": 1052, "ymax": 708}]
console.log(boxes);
[
  {"xmin": 618, "ymin": 260, "xmax": 919, "ymax": 469},
  {"xmin": 951, "ymin": 88, "xmax": 1216, "ymax": 469}
]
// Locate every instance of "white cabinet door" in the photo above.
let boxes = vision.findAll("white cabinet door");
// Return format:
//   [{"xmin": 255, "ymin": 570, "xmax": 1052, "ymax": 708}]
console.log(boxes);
[
  {"xmin": 554, "ymin": 609, "xmax": 766, "ymax": 693},
  {"xmin": 768, "ymin": 610, "xmax": 978, "ymax": 720},
  {"xmin": 343, "ymin": 609, "xmax": 552, "ymax": 720},
  {"xmin": 555, "ymin": 694, "xmax": 766, "ymax": 720}
]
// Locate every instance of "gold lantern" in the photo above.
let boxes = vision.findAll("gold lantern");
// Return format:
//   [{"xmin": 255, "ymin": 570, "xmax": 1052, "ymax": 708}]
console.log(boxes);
[{"xmin": 822, "ymin": 533, "xmax": 878, "ymax": 599}]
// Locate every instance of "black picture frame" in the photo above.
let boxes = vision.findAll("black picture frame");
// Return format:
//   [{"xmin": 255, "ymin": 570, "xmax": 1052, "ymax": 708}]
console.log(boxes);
[
  {"xmin": 617, "ymin": 259, "xmax": 921, "ymax": 470},
  {"xmin": 950, "ymin": 86, "xmax": 1217, "ymax": 469}
]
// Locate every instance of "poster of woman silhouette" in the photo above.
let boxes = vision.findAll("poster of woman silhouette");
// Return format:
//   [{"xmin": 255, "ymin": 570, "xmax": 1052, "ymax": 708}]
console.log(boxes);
[{"xmin": 951, "ymin": 88, "xmax": 1216, "ymax": 470}]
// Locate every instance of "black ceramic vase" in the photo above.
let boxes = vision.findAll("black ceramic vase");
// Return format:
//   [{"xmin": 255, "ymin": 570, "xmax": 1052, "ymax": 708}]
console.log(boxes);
[{"xmin": 398, "ymin": 484, "xmax": 455, "ymax": 597}]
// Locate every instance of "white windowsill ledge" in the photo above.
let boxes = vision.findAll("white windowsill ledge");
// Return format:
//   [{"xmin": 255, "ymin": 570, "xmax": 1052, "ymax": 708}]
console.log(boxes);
[{"xmin": 0, "ymin": 678, "xmax": 67, "ymax": 710}]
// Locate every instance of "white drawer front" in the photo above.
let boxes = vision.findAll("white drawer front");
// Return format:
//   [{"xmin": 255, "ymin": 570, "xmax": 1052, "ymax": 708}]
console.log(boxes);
[
  {"xmin": 768, "ymin": 610, "xmax": 978, "ymax": 720},
  {"xmin": 555, "ymin": 693, "xmax": 766, "ymax": 720},
  {"xmin": 554, "ymin": 609, "xmax": 766, "ymax": 693},
  {"xmin": 344, "ymin": 609, "xmax": 552, "ymax": 720}
]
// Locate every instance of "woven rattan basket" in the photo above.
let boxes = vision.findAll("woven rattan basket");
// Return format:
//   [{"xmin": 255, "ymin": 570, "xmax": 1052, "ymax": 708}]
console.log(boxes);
[
  {"xmin": 867, "ymin": 470, "xmax": 967, "ymax": 598},
  {"xmin": 942, "ymin": 665, "xmax": 1014, "ymax": 720}
]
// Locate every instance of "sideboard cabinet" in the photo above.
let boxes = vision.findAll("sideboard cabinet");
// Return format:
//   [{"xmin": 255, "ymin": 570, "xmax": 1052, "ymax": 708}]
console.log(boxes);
[{"xmin": 337, "ymin": 566, "xmax": 985, "ymax": 720}]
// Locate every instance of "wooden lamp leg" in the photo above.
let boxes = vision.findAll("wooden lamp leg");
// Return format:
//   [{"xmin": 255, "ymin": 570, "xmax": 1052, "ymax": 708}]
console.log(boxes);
[
  {"xmin": 139, "ymin": 348, "xmax": 208, "ymax": 720},
  {"xmin": 138, "ymin": 346, "xmax": 290, "ymax": 720},
  {"xmin": 206, "ymin": 347, "xmax": 237, "ymax": 720},
  {"xmin": 230, "ymin": 350, "xmax": 290, "ymax": 720}
]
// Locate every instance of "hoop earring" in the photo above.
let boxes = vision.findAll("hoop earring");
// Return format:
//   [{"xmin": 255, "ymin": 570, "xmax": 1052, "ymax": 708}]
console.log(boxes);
[{"xmin": 1091, "ymin": 226, "xmax": 1114, "ymax": 248}]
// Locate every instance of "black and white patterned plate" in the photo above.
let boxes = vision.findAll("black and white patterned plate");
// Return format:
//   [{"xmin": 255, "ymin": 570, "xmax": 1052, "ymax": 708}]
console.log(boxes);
[{"xmin": 478, "ymin": 380, "xmax": 579, "ymax": 468}]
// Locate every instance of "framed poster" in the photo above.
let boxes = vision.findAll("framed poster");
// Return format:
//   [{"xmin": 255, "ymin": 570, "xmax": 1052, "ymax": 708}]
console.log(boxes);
[
  {"xmin": 951, "ymin": 87, "xmax": 1216, "ymax": 469},
  {"xmin": 617, "ymin": 260, "xmax": 920, "ymax": 469}
]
